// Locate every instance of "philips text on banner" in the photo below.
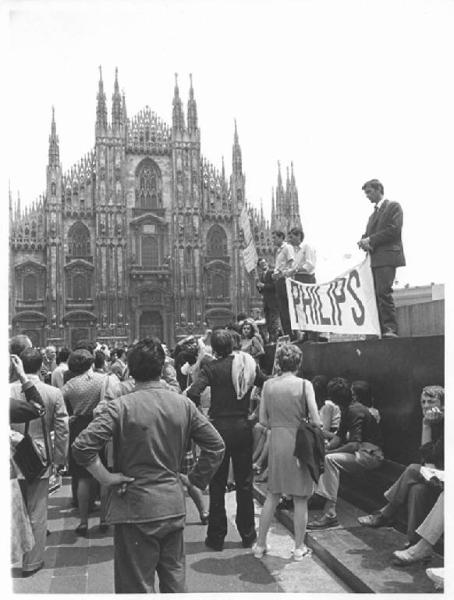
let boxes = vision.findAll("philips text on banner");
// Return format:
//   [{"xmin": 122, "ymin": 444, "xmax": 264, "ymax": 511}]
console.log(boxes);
[{"xmin": 285, "ymin": 255, "xmax": 381, "ymax": 335}]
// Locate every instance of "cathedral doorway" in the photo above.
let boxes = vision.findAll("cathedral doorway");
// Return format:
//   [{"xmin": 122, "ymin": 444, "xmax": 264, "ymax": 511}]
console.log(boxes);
[
  {"xmin": 139, "ymin": 311, "xmax": 163, "ymax": 341},
  {"xmin": 70, "ymin": 327, "xmax": 90, "ymax": 349}
]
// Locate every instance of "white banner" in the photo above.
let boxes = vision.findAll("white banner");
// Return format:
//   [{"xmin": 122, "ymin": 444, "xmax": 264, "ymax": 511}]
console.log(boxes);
[
  {"xmin": 240, "ymin": 206, "xmax": 258, "ymax": 273},
  {"xmin": 285, "ymin": 255, "xmax": 381, "ymax": 335}
]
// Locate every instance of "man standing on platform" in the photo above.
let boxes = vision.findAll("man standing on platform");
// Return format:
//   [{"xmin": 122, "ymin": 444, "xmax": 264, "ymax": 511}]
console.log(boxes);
[
  {"xmin": 358, "ymin": 179, "xmax": 405, "ymax": 338},
  {"xmin": 287, "ymin": 227, "xmax": 317, "ymax": 284},
  {"xmin": 271, "ymin": 230, "xmax": 295, "ymax": 337},
  {"xmin": 256, "ymin": 257, "xmax": 281, "ymax": 343}
]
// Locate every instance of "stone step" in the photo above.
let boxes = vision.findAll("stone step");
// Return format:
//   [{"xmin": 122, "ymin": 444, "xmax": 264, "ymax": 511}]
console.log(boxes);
[{"xmin": 253, "ymin": 481, "xmax": 442, "ymax": 594}]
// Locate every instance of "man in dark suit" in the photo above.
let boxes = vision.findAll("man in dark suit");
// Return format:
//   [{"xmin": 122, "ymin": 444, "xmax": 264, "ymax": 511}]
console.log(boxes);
[
  {"xmin": 358, "ymin": 179, "xmax": 405, "ymax": 338},
  {"xmin": 256, "ymin": 257, "xmax": 281, "ymax": 343}
]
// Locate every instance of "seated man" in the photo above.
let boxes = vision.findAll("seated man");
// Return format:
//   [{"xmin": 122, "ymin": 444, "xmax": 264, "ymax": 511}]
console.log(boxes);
[
  {"xmin": 358, "ymin": 385, "xmax": 444, "ymax": 546},
  {"xmin": 308, "ymin": 377, "xmax": 384, "ymax": 529}
]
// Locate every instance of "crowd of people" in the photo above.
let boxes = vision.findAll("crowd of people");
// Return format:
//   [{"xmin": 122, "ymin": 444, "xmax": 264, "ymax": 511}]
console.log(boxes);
[
  {"xmin": 9, "ymin": 319, "xmax": 444, "ymax": 592},
  {"xmin": 8, "ymin": 179, "xmax": 442, "ymax": 593}
]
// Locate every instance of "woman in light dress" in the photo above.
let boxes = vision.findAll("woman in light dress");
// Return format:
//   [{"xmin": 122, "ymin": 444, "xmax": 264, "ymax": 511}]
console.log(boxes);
[{"xmin": 253, "ymin": 343, "xmax": 321, "ymax": 561}]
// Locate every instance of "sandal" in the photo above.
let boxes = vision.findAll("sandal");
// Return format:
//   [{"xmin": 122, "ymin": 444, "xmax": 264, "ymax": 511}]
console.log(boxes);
[{"xmin": 293, "ymin": 546, "xmax": 312, "ymax": 561}]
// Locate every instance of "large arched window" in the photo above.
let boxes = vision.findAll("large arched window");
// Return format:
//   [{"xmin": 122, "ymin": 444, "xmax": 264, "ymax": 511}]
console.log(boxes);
[
  {"xmin": 142, "ymin": 236, "xmax": 159, "ymax": 268},
  {"xmin": 68, "ymin": 222, "xmax": 91, "ymax": 258},
  {"xmin": 73, "ymin": 274, "xmax": 88, "ymax": 301},
  {"xmin": 23, "ymin": 274, "xmax": 38, "ymax": 301},
  {"xmin": 206, "ymin": 225, "xmax": 227, "ymax": 258},
  {"xmin": 135, "ymin": 159, "xmax": 162, "ymax": 209}
]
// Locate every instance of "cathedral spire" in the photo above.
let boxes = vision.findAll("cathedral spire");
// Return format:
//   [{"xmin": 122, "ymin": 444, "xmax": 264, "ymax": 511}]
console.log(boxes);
[
  {"xmin": 172, "ymin": 73, "xmax": 185, "ymax": 131},
  {"xmin": 232, "ymin": 119, "xmax": 242, "ymax": 174},
  {"xmin": 112, "ymin": 67, "xmax": 122, "ymax": 131},
  {"xmin": 48, "ymin": 106, "xmax": 60, "ymax": 166},
  {"xmin": 96, "ymin": 65, "xmax": 108, "ymax": 135},
  {"xmin": 187, "ymin": 73, "xmax": 198, "ymax": 132}
]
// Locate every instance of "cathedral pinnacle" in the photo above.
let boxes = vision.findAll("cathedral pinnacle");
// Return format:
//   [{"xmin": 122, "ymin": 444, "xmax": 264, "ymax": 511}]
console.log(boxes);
[
  {"xmin": 232, "ymin": 119, "xmax": 242, "ymax": 174},
  {"xmin": 112, "ymin": 67, "xmax": 122, "ymax": 130},
  {"xmin": 48, "ymin": 106, "xmax": 60, "ymax": 166},
  {"xmin": 187, "ymin": 73, "xmax": 198, "ymax": 131},
  {"xmin": 96, "ymin": 65, "xmax": 108, "ymax": 134},
  {"xmin": 172, "ymin": 73, "xmax": 185, "ymax": 131}
]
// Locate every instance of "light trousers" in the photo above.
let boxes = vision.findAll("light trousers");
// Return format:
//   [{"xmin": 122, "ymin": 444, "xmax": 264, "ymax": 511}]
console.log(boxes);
[
  {"xmin": 20, "ymin": 477, "xmax": 49, "ymax": 572},
  {"xmin": 416, "ymin": 491, "xmax": 444, "ymax": 546}
]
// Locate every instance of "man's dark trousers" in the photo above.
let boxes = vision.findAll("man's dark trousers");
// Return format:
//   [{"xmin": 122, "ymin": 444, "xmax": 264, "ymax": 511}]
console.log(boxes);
[
  {"xmin": 207, "ymin": 417, "xmax": 256, "ymax": 547},
  {"xmin": 275, "ymin": 278, "xmax": 292, "ymax": 336},
  {"xmin": 372, "ymin": 265, "xmax": 397, "ymax": 335}
]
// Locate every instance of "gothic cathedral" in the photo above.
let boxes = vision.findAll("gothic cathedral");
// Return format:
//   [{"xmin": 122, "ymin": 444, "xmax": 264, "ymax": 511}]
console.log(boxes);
[{"xmin": 9, "ymin": 69, "xmax": 301, "ymax": 348}]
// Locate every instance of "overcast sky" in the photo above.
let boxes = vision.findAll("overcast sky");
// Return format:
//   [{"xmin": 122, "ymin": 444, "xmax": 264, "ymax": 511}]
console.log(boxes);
[{"xmin": 4, "ymin": 0, "xmax": 454, "ymax": 286}]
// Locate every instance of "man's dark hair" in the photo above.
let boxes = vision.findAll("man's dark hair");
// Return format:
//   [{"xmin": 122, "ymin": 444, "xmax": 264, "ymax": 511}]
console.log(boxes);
[
  {"xmin": 211, "ymin": 329, "xmax": 233, "ymax": 358},
  {"xmin": 272, "ymin": 230, "xmax": 285, "ymax": 239},
  {"xmin": 257, "ymin": 257, "xmax": 267, "ymax": 267},
  {"xmin": 9, "ymin": 334, "xmax": 32, "ymax": 356},
  {"xmin": 68, "ymin": 349, "xmax": 94, "ymax": 375},
  {"xmin": 362, "ymin": 179, "xmax": 384, "ymax": 195},
  {"xmin": 20, "ymin": 348, "xmax": 43, "ymax": 374},
  {"xmin": 228, "ymin": 330, "xmax": 242, "ymax": 351},
  {"xmin": 312, "ymin": 374, "xmax": 329, "ymax": 409},
  {"xmin": 73, "ymin": 339, "xmax": 96, "ymax": 354},
  {"xmin": 289, "ymin": 227, "xmax": 304, "ymax": 242},
  {"xmin": 94, "ymin": 350, "xmax": 106, "ymax": 370},
  {"xmin": 56, "ymin": 347, "xmax": 71, "ymax": 365},
  {"xmin": 128, "ymin": 337, "xmax": 165, "ymax": 382},
  {"xmin": 327, "ymin": 377, "xmax": 352, "ymax": 407},
  {"xmin": 351, "ymin": 380, "xmax": 373, "ymax": 407},
  {"xmin": 114, "ymin": 348, "xmax": 125, "ymax": 360}
]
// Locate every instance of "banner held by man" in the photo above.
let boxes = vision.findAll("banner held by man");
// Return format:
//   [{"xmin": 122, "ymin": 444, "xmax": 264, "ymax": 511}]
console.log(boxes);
[{"xmin": 286, "ymin": 255, "xmax": 381, "ymax": 336}]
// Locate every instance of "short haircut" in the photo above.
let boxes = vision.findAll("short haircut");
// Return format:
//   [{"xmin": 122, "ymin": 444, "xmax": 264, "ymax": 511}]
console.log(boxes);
[
  {"xmin": 56, "ymin": 347, "xmax": 71, "ymax": 365},
  {"xmin": 9, "ymin": 334, "xmax": 32, "ymax": 356},
  {"xmin": 128, "ymin": 337, "xmax": 165, "ymax": 382},
  {"xmin": 94, "ymin": 350, "xmax": 106, "ymax": 370},
  {"xmin": 68, "ymin": 349, "xmax": 94, "ymax": 375},
  {"xmin": 351, "ymin": 380, "xmax": 373, "ymax": 407},
  {"xmin": 327, "ymin": 377, "xmax": 352, "ymax": 407},
  {"xmin": 289, "ymin": 227, "xmax": 304, "ymax": 241},
  {"xmin": 211, "ymin": 329, "xmax": 233, "ymax": 357},
  {"xmin": 272, "ymin": 230, "xmax": 285, "ymax": 239},
  {"xmin": 257, "ymin": 257, "xmax": 267, "ymax": 267},
  {"xmin": 276, "ymin": 342, "xmax": 302, "ymax": 373},
  {"xmin": 362, "ymin": 179, "xmax": 384, "ymax": 195},
  {"xmin": 115, "ymin": 348, "xmax": 125, "ymax": 359},
  {"xmin": 229, "ymin": 330, "xmax": 242, "ymax": 351},
  {"xmin": 422, "ymin": 385, "xmax": 444, "ymax": 405},
  {"xmin": 20, "ymin": 348, "xmax": 43, "ymax": 374},
  {"xmin": 312, "ymin": 374, "xmax": 329, "ymax": 407},
  {"xmin": 74, "ymin": 339, "xmax": 96, "ymax": 354}
]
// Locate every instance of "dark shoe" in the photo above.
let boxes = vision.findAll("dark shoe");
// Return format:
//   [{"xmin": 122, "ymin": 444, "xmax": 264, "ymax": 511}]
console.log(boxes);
[
  {"xmin": 241, "ymin": 533, "xmax": 257, "ymax": 548},
  {"xmin": 199, "ymin": 512, "xmax": 209, "ymax": 526},
  {"xmin": 75, "ymin": 524, "xmax": 89, "ymax": 537},
  {"xmin": 307, "ymin": 514, "xmax": 339, "ymax": 529},
  {"xmin": 99, "ymin": 522, "xmax": 109, "ymax": 533},
  {"xmin": 357, "ymin": 512, "xmax": 390, "ymax": 528},
  {"xmin": 226, "ymin": 482, "xmax": 236, "ymax": 492},
  {"xmin": 277, "ymin": 497, "xmax": 294, "ymax": 510},
  {"xmin": 205, "ymin": 537, "xmax": 224, "ymax": 551},
  {"xmin": 22, "ymin": 562, "xmax": 44, "ymax": 577}
]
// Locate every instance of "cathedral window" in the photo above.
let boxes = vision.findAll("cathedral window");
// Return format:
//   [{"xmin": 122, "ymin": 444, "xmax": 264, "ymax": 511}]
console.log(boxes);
[
  {"xmin": 207, "ymin": 225, "xmax": 227, "ymax": 258},
  {"xmin": 208, "ymin": 272, "xmax": 228, "ymax": 298},
  {"xmin": 23, "ymin": 273, "xmax": 38, "ymax": 301},
  {"xmin": 68, "ymin": 221, "xmax": 91, "ymax": 258},
  {"xmin": 51, "ymin": 182, "xmax": 56, "ymax": 195},
  {"xmin": 72, "ymin": 273, "xmax": 88, "ymax": 301},
  {"xmin": 136, "ymin": 159, "xmax": 162, "ymax": 210},
  {"xmin": 142, "ymin": 235, "xmax": 159, "ymax": 268}
]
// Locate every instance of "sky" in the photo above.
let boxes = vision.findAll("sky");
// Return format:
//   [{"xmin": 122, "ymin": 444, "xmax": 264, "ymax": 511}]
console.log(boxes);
[{"xmin": 3, "ymin": 0, "xmax": 454, "ymax": 286}]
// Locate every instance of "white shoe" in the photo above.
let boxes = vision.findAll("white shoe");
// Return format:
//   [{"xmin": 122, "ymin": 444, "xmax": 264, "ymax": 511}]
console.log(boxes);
[
  {"xmin": 252, "ymin": 543, "xmax": 270, "ymax": 558},
  {"xmin": 426, "ymin": 567, "xmax": 444, "ymax": 590},
  {"xmin": 293, "ymin": 546, "xmax": 312, "ymax": 561}
]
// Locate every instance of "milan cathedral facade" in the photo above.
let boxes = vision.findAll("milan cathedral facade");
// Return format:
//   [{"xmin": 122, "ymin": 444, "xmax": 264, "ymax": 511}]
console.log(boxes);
[{"xmin": 9, "ymin": 69, "xmax": 301, "ymax": 348}]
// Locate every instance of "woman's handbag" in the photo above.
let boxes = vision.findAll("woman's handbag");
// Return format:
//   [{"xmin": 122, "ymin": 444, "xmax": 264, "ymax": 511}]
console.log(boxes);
[
  {"xmin": 294, "ymin": 380, "xmax": 326, "ymax": 483},
  {"xmin": 13, "ymin": 415, "xmax": 51, "ymax": 482}
]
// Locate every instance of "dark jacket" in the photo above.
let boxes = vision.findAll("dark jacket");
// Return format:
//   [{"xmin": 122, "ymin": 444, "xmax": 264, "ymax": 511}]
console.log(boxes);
[
  {"xmin": 186, "ymin": 355, "xmax": 266, "ymax": 419},
  {"xmin": 258, "ymin": 268, "xmax": 279, "ymax": 310},
  {"xmin": 294, "ymin": 422, "xmax": 325, "ymax": 483},
  {"xmin": 362, "ymin": 199, "xmax": 405, "ymax": 268}
]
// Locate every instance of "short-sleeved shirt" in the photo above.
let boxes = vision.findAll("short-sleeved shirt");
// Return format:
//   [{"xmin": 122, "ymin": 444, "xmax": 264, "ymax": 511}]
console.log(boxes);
[{"xmin": 274, "ymin": 242, "xmax": 295, "ymax": 275}]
